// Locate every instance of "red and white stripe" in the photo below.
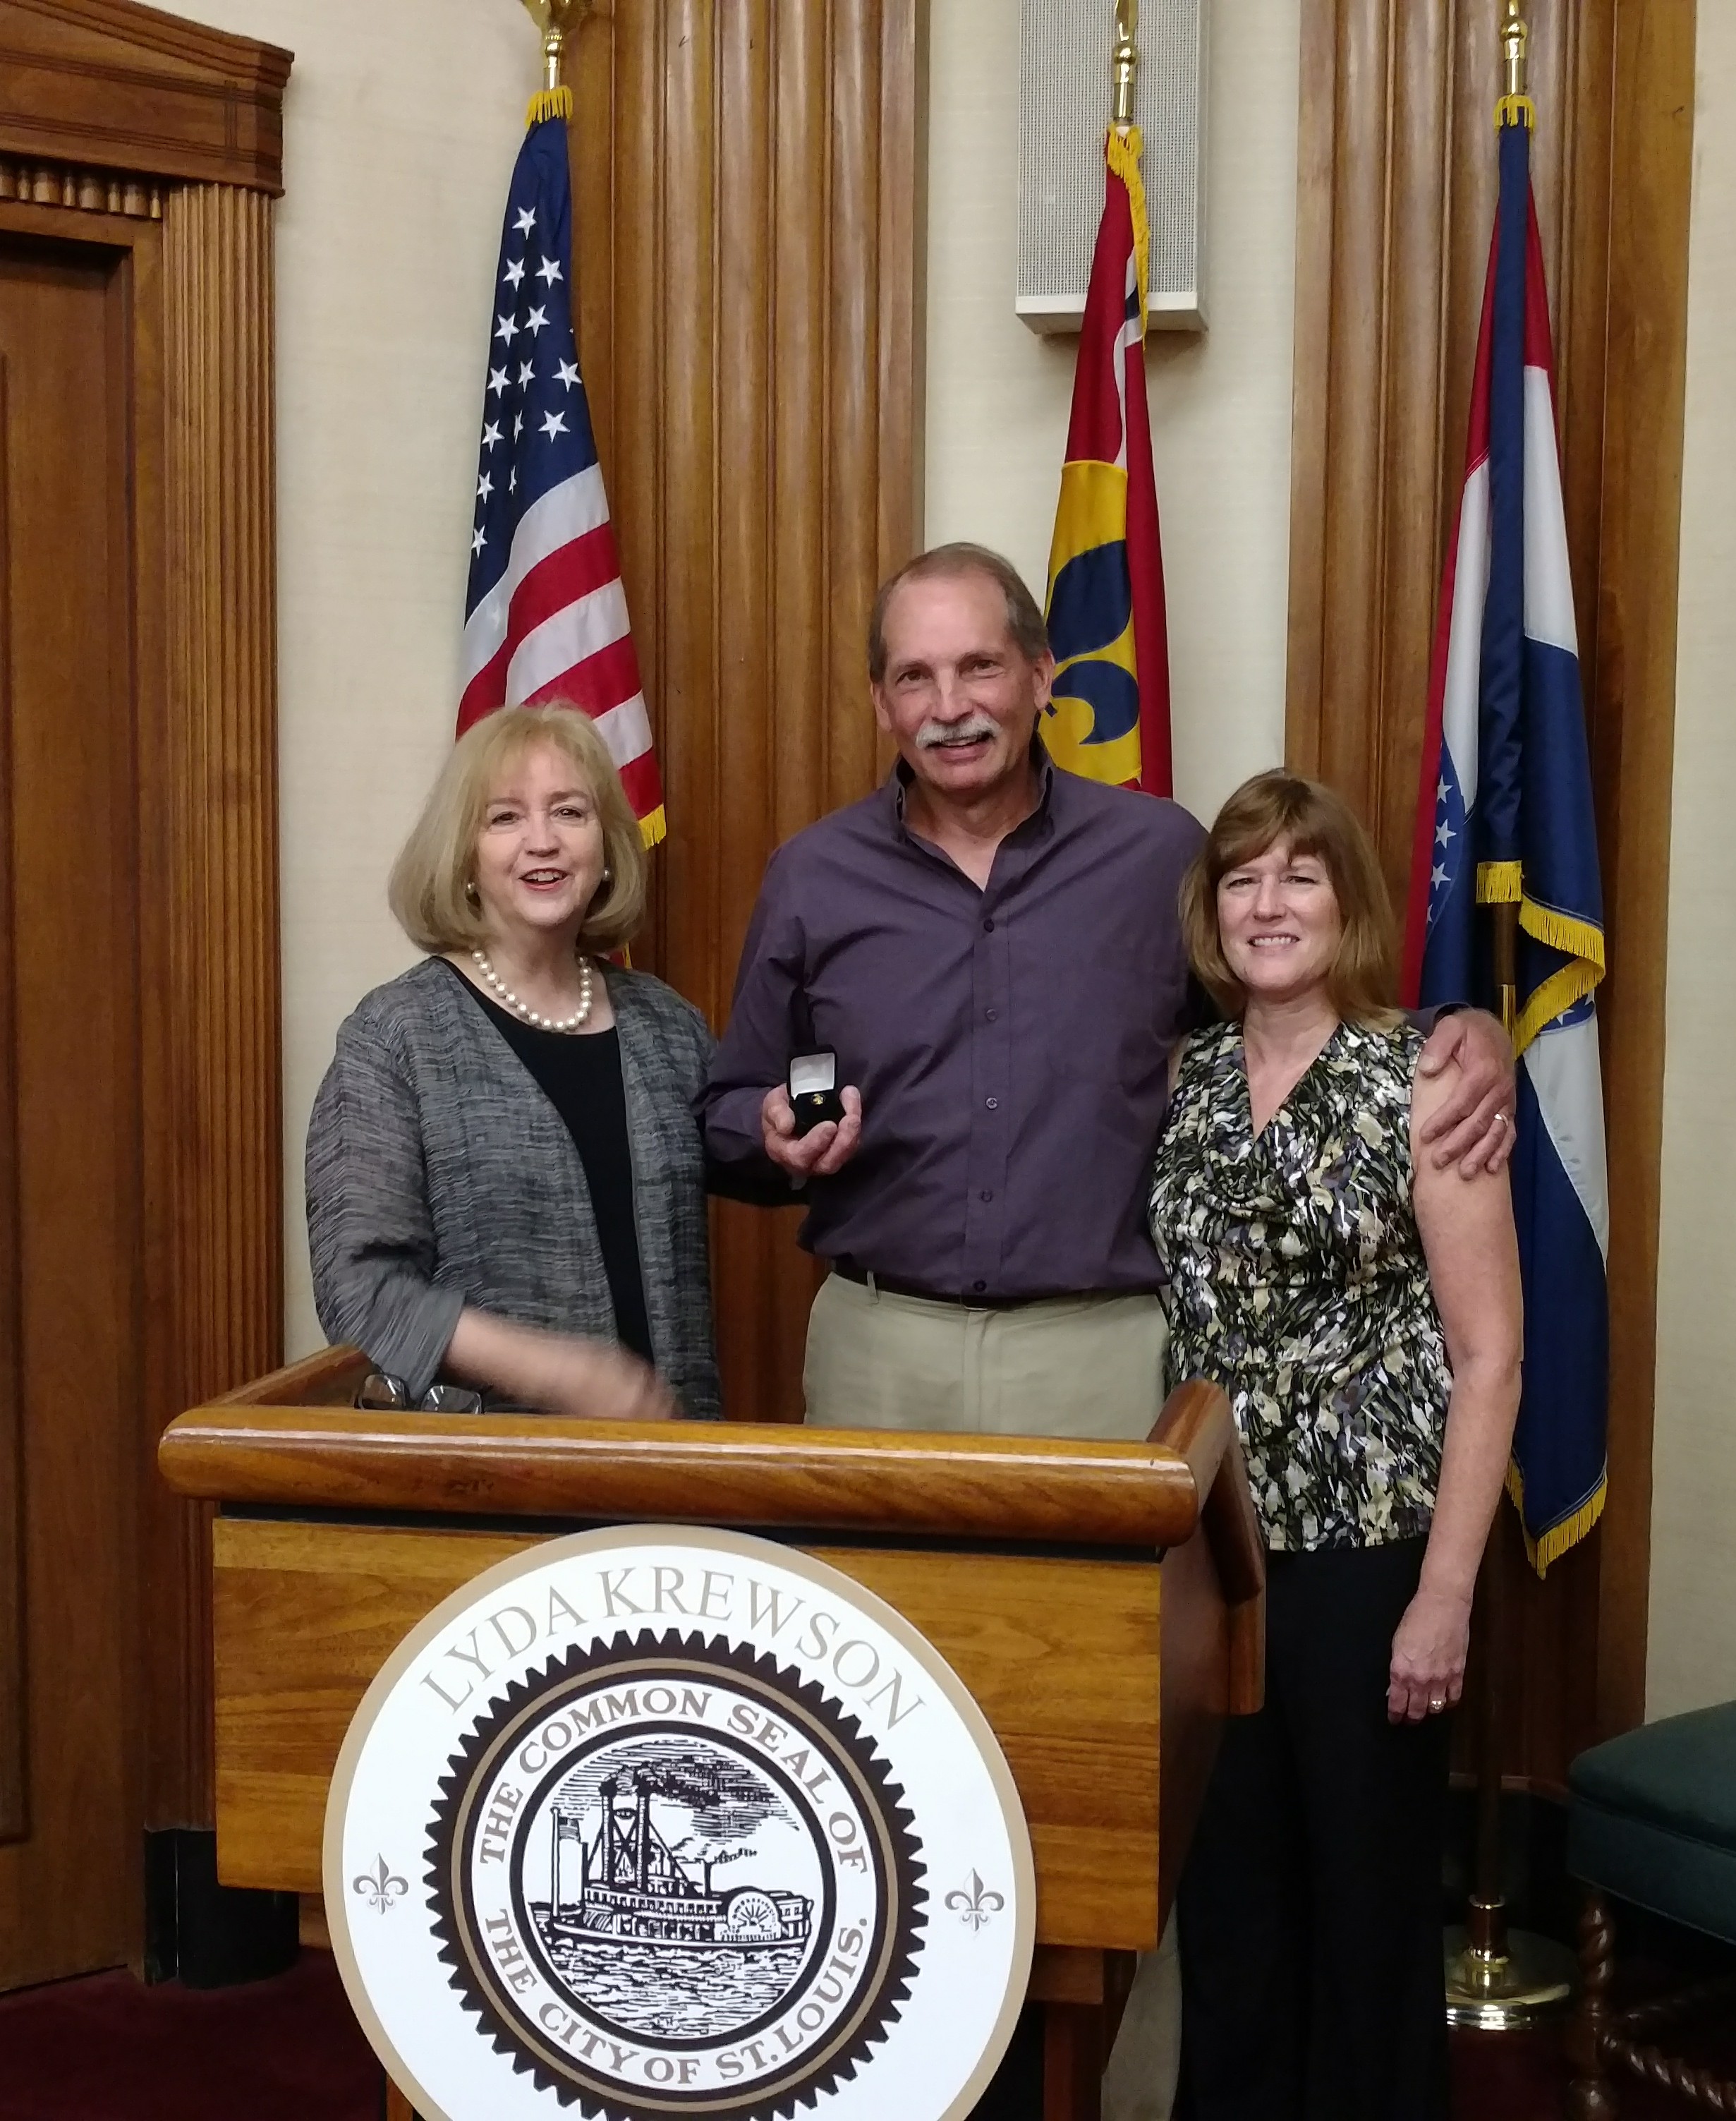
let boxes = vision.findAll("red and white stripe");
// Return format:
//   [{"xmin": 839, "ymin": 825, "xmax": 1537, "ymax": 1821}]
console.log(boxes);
[{"xmin": 458, "ymin": 467, "xmax": 662, "ymax": 828}]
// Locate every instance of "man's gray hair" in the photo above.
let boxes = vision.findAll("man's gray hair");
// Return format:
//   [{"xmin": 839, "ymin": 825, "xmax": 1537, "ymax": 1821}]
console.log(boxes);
[{"xmin": 866, "ymin": 543, "xmax": 1050, "ymax": 683}]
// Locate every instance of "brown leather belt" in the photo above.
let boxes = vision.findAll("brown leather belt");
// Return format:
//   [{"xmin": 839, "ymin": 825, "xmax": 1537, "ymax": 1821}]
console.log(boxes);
[{"xmin": 829, "ymin": 1258, "xmax": 1073, "ymax": 1312}]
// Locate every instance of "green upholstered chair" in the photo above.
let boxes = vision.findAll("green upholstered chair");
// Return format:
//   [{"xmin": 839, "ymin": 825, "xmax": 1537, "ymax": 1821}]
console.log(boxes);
[{"xmin": 1565, "ymin": 1701, "xmax": 1736, "ymax": 2117}]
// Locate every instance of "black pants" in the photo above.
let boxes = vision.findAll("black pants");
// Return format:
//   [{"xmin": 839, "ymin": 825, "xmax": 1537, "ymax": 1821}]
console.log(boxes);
[{"xmin": 1174, "ymin": 1538, "xmax": 1450, "ymax": 2121}]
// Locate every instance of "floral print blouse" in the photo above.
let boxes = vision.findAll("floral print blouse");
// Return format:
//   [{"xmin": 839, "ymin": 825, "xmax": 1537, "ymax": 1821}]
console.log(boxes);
[{"xmin": 1147, "ymin": 1017, "xmax": 1451, "ymax": 1553}]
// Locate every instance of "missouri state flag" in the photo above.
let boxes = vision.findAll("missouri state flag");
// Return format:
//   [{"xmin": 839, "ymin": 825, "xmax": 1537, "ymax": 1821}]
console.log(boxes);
[
  {"xmin": 1042, "ymin": 126, "xmax": 1172, "ymax": 796},
  {"xmin": 1404, "ymin": 108, "xmax": 1608, "ymax": 1576},
  {"xmin": 458, "ymin": 113, "xmax": 665, "ymax": 846}
]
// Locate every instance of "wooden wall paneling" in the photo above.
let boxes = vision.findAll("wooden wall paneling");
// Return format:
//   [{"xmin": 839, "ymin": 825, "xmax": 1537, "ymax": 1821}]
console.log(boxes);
[
  {"xmin": 0, "ymin": 350, "xmax": 20, "ymax": 1847},
  {"xmin": 1586, "ymin": 1, "xmax": 1695, "ymax": 1739},
  {"xmin": 1287, "ymin": 0, "xmax": 1694, "ymax": 1775},
  {"xmin": 566, "ymin": 5, "xmax": 925, "ymax": 1423},
  {"xmin": 143, "ymin": 178, "xmax": 284, "ymax": 1825}
]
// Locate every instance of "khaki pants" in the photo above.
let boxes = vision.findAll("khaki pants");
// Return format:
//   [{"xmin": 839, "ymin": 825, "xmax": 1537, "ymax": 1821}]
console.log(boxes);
[
  {"xmin": 802, "ymin": 1271, "xmax": 1170, "ymax": 1439},
  {"xmin": 806, "ymin": 1269, "xmax": 1181, "ymax": 2115}
]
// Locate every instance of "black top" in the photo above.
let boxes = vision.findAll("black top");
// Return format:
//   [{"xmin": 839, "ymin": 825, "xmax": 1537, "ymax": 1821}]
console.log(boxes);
[{"xmin": 441, "ymin": 960, "xmax": 654, "ymax": 1364}]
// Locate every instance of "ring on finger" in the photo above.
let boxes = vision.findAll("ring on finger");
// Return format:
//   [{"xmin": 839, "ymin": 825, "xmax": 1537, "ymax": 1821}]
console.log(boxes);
[{"xmin": 1429, "ymin": 1693, "xmax": 1447, "ymax": 1712}]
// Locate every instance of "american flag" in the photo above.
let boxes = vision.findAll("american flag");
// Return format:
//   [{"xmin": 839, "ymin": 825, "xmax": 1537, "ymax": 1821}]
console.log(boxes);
[{"xmin": 458, "ymin": 117, "xmax": 664, "ymax": 845}]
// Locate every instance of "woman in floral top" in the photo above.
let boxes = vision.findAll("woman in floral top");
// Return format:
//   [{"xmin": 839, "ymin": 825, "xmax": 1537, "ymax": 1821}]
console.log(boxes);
[{"xmin": 1148, "ymin": 771, "xmax": 1521, "ymax": 2121}]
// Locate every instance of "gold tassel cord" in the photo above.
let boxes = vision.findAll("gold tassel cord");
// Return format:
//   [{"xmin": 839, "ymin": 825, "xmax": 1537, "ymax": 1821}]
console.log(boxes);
[
  {"xmin": 1105, "ymin": 126, "xmax": 1151, "ymax": 334},
  {"xmin": 526, "ymin": 83, "xmax": 574, "ymax": 126}
]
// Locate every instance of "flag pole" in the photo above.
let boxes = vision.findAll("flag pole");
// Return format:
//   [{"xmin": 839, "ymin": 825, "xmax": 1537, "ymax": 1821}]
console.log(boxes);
[
  {"xmin": 518, "ymin": 0, "xmax": 587, "ymax": 123},
  {"xmin": 1111, "ymin": 0, "xmax": 1138, "ymax": 131},
  {"xmin": 1442, "ymin": 4, "xmax": 1573, "ymax": 2034}
]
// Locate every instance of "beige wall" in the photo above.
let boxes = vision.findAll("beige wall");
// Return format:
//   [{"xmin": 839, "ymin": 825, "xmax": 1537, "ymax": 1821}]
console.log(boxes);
[
  {"xmin": 1649, "ymin": 9, "xmax": 1736, "ymax": 1720},
  {"xmin": 925, "ymin": 0, "xmax": 1299, "ymax": 827},
  {"xmin": 171, "ymin": 0, "xmax": 539, "ymax": 1356}
]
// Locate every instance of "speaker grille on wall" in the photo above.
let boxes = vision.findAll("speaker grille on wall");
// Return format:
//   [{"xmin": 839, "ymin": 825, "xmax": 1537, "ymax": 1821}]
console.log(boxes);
[{"xmin": 1017, "ymin": 0, "xmax": 1210, "ymax": 334}]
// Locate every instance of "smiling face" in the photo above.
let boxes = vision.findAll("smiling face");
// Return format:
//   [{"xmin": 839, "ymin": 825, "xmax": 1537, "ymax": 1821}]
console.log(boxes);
[
  {"xmin": 870, "ymin": 569, "xmax": 1054, "ymax": 809},
  {"xmin": 470, "ymin": 739, "xmax": 606, "ymax": 948},
  {"xmin": 1216, "ymin": 838, "xmax": 1345, "ymax": 1006}
]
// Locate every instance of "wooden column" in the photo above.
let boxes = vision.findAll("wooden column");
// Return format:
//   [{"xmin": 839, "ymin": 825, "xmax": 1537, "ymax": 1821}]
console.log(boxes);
[
  {"xmin": 1287, "ymin": 0, "xmax": 1695, "ymax": 1769},
  {"xmin": 0, "ymin": 351, "xmax": 18, "ymax": 1848},
  {"xmin": 566, "ymin": 1, "xmax": 926, "ymax": 1423},
  {"xmin": 140, "ymin": 179, "xmax": 283, "ymax": 1823}
]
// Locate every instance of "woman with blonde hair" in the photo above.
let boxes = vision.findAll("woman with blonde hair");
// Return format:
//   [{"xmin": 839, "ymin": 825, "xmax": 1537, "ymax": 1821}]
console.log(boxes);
[
  {"xmin": 1148, "ymin": 769, "xmax": 1522, "ymax": 2121},
  {"xmin": 305, "ymin": 703, "xmax": 717, "ymax": 1420}
]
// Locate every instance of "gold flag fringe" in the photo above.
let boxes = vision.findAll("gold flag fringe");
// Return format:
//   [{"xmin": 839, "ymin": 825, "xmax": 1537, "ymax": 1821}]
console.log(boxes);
[
  {"xmin": 1506, "ymin": 1456, "xmax": 1607, "ymax": 1578},
  {"xmin": 1515, "ymin": 896, "xmax": 1605, "ymax": 1054},
  {"xmin": 1474, "ymin": 859, "xmax": 1608, "ymax": 1056},
  {"xmin": 637, "ymin": 804, "xmax": 667, "ymax": 853},
  {"xmin": 1105, "ymin": 125, "xmax": 1150, "ymax": 334},
  {"xmin": 526, "ymin": 83, "xmax": 574, "ymax": 126}
]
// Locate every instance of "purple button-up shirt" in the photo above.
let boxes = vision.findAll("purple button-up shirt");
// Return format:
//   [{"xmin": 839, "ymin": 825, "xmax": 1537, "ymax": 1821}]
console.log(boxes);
[{"xmin": 700, "ymin": 757, "xmax": 1206, "ymax": 1300}]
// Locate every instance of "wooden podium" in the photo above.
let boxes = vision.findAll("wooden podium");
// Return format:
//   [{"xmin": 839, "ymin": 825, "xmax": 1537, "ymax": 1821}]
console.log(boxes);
[{"xmin": 158, "ymin": 1349, "xmax": 1263, "ymax": 2121}]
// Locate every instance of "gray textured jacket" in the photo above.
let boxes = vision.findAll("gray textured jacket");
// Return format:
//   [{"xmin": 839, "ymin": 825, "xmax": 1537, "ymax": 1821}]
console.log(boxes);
[{"xmin": 305, "ymin": 957, "xmax": 721, "ymax": 1417}]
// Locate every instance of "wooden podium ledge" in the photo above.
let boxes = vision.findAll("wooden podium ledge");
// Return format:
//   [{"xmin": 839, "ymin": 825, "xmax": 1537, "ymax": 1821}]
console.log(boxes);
[{"xmin": 159, "ymin": 1349, "xmax": 1255, "ymax": 1558}]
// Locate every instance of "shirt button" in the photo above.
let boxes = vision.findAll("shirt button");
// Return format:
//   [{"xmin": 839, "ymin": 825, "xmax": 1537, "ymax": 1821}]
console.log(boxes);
[
  {"xmin": 983, "ymin": 917, "xmax": 995, "ymax": 932},
  {"xmin": 980, "ymin": 1190, "xmax": 993, "ymax": 1202},
  {"xmin": 985, "ymin": 1008, "xmax": 997, "ymax": 1022},
  {"xmin": 973, "ymin": 1279, "xmax": 987, "ymax": 1293},
  {"xmin": 985, "ymin": 1096, "xmax": 999, "ymax": 1110}
]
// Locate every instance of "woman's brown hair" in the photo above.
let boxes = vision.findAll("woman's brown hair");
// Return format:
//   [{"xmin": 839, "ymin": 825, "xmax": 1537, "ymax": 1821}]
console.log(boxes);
[{"xmin": 1180, "ymin": 769, "xmax": 1400, "ymax": 1027}]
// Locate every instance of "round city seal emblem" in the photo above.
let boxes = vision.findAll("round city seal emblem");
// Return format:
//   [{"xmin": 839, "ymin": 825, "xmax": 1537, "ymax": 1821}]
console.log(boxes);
[{"xmin": 326, "ymin": 1526, "xmax": 1035, "ymax": 2121}]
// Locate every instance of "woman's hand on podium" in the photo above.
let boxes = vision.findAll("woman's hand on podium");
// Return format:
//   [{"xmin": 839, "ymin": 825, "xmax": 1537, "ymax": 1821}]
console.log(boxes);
[
  {"xmin": 539, "ymin": 1339, "xmax": 676, "ymax": 1423},
  {"xmin": 444, "ymin": 1309, "xmax": 676, "ymax": 1421}
]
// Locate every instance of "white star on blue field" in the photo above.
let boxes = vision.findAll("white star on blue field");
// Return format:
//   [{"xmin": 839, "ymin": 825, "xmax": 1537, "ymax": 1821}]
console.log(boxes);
[{"xmin": 466, "ymin": 122, "xmax": 600, "ymax": 619}]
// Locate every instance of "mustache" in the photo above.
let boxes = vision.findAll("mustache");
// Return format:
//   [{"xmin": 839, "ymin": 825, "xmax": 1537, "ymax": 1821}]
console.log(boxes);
[{"xmin": 914, "ymin": 714, "xmax": 997, "ymax": 751}]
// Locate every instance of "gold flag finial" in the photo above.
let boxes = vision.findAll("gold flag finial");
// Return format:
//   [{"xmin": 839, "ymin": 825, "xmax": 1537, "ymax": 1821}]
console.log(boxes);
[
  {"xmin": 1496, "ymin": 1, "xmax": 1535, "ymax": 129},
  {"xmin": 1111, "ymin": 0, "xmax": 1139, "ymax": 133},
  {"xmin": 519, "ymin": 0, "xmax": 588, "ymax": 121}
]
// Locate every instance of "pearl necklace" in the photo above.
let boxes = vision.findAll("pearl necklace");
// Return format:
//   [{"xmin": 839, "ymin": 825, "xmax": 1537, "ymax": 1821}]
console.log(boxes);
[{"xmin": 471, "ymin": 949, "xmax": 594, "ymax": 1032}]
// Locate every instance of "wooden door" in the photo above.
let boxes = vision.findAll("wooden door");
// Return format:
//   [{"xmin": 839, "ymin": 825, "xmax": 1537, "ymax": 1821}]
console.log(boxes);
[{"xmin": 0, "ymin": 232, "xmax": 141, "ymax": 1988}]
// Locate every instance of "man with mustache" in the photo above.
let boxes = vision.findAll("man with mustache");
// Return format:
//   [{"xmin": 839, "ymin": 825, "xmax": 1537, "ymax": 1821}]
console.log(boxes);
[{"xmin": 698, "ymin": 543, "xmax": 1513, "ymax": 1437}]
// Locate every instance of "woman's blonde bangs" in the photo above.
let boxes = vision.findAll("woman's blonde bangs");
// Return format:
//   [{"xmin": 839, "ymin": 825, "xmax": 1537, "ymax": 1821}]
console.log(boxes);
[
  {"xmin": 1181, "ymin": 769, "xmax": 1399, "ymax": 1027},
  {"xmin": 387, "ymin": 703, "xmax": 648, "ymax": 957}
]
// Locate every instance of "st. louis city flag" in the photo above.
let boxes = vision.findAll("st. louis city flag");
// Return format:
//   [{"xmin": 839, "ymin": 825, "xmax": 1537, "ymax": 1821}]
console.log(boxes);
[
  {"xmin": 1403, "ymin": 106, "xmax": 1608, "ymax": 1576},
  {"xmin": 459, "ymin": 113, "xmax": 665, "ymax": 847},
  {"xmin": 1042, "ymin": 127, "xmax": 1172, "ymax": 797}
]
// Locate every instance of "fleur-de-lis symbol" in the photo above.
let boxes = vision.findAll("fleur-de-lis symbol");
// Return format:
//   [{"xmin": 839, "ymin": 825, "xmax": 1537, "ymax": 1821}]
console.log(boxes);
[
  {"xmin": 352, "ymin": 1854, "xmax": 408, "ymax": 1914},
  {"xmin": 945, "ymin": 1869, "xmax": 1006, "ymax": 1933}
]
